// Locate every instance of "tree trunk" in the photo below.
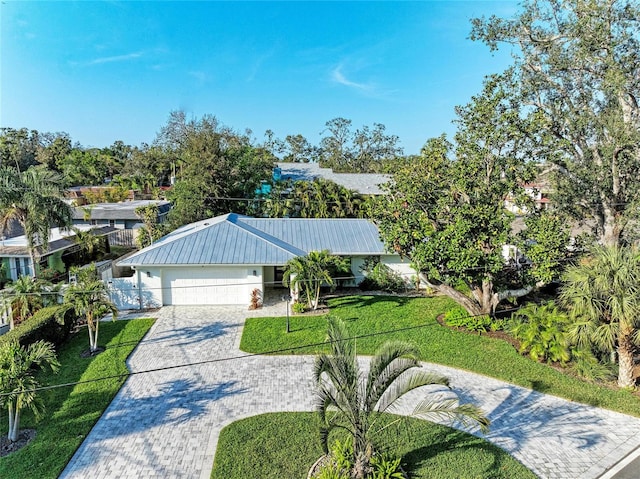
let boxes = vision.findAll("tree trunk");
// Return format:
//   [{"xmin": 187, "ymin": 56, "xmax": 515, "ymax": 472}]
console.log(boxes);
[
  {"xmin": 8, "ymin": 403, "xmax": 19, "ymax": 442},
  {"xmin": 425, "ymin": 280, "xmax": 485, "ymax": 316},
  {"xmin": 617, "ymin": 335, "xmax": 636, "ymax": 389},
  {"xmin": 602, "ymin": 207, "xmax": 621, "ymax": 248}
]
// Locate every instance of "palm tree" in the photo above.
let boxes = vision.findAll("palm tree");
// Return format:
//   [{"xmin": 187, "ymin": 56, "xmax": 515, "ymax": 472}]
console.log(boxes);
[
  {"xmin": 314, "ymin": 316, "xmax": 489, "ymax": 478},
  {"xmin": 283, "ymin": 250, "xmax": 349, "ymax": 310},
  {"xmin": 1, "ymin": 275, "xmax": 56, "ymax": 329},
  {"xmin": 559, "ymin": 245, "xmax": 640, "ymax": 388},
  {"xmin": 71, "ymin": 226, "xmax": 103, "ymax": 262},
  {"xmin": 0, "ymin": 165, "xmax": 72, "ymax": 276},
  {"xmin": 63, "ymin": 265, "xmax": 118, "ymax": 353},
  {"xmin": 0, "ymin": 340, "xmax": 60, "ymax": 442}
]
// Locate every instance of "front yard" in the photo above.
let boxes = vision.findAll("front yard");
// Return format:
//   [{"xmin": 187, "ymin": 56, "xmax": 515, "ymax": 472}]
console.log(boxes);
[
  {"xmin": 240, "ymin": 295, "xmax": 640, "ymax": 417},
  {"xmin": 0, "ymin": 318, "xmax": 155, "ymax": 479}
]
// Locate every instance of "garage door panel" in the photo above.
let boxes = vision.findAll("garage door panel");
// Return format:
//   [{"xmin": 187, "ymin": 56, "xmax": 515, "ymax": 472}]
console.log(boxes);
[{"xmin": 161, "ymin": 267, "xmax": 251, "ymax": 305}]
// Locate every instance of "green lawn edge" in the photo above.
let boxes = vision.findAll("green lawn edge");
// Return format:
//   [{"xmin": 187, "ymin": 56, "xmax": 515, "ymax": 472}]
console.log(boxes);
[
  {"xmin": 211, "ymin": 412, "xmax": 537, "ymax": 479},
  {"xmin": 0, "ymin": 317, "xmax": 156, "ymax": 479},
  {"xmin": 240, "ymin": 295, "xmax": 640, "ymax": 417}
]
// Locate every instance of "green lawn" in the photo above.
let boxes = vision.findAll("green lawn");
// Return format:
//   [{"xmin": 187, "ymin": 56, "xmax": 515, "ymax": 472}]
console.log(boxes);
[
  {"xmin": 240, "ymin": 295, "xmax": 640, "ymax": 417},
  {"xmin": 0, "ymin": 318, "xmax": 155, "ymax": 479},
  {"xmin": 211, "ymin": 412, "xmax": 537, "ymax": 479}
]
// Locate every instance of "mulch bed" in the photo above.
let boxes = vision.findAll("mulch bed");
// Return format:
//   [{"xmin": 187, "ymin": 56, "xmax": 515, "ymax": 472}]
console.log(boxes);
[{"xmin": 0, "ymin": 429, "xmax": 36, "ymax": 458}]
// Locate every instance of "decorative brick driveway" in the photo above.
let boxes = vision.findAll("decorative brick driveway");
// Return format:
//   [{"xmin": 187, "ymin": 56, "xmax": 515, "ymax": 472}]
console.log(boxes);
[{"xmin": 59, "ymin": 305, "xmax": 640, "ymax": 479}]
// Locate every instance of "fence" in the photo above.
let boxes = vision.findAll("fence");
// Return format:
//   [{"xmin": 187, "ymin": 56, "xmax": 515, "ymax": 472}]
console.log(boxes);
[{"xmin": 108, "ymin": 229, "xmax": 137, "ymax": 247}]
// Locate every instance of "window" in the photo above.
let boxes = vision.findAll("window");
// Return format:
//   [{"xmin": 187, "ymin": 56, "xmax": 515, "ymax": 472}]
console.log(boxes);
[{"xmin": 109, "ymin": 220, "xmax": 115, "ymax": 227}]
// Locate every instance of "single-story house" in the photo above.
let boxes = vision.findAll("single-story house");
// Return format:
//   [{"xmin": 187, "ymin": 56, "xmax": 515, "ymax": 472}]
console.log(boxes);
[
  {"xmin": 72, "ymin": 200, "xmax": 171, "ymax": 247},
  {"xmin": 116, "ymin": 213, "xmax": 414, "ymax": 307},
  {"xmin": 72, "ymin": 200, "xmax": 171, "ymax": 230},
  {"xmin": 0, "ymin": 225, "xmax": 116, "ymax": 282}
]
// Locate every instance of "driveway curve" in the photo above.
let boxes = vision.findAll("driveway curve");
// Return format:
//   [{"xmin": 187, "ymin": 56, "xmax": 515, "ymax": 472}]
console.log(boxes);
[{"xmin": 59, "ymin": 305, "xmax": 640, "ymax": 479}]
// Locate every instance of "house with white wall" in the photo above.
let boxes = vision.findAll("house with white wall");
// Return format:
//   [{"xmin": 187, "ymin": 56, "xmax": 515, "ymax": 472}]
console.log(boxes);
[{"xmin": 115, "ymin": 213, "xmax": 414, "ymax": 309}]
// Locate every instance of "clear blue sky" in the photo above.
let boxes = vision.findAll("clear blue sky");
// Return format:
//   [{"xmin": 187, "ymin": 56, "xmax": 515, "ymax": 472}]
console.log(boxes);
[{"xmin": 1, "ymin": 1, "xmax": 518, "ymax": 155}]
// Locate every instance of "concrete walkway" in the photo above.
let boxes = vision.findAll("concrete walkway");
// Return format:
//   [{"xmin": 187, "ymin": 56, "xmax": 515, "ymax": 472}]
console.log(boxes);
[{"xmin": 59, "ymin": 305, "xmax": 640, "ymax": 479}]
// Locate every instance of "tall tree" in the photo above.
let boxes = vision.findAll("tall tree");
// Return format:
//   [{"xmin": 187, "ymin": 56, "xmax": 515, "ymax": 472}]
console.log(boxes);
[
  {"xmin": 0, "ymin": 340, "xmax": 60, "ymax": 442},
  {"xmin": 157, "ymin": 111, "xmax": 276, "ymax": 228},
  {"xmin": 0, "ymin": 166, "xmax": 73, "ymax": 275},
  {"xmin": 374, "ymin": 78, "xmax": 554, "ymax": 316},
  {"xmin": 0, "ymin": 128, "xmax": 40, "ymax": 171},
  {"xmin": 471, "ymin": 0, "xmax": 640, "ymax": 246},
  {"xmin": 559, "ymin": 245, "xmax": 640, "ymax": 388}
]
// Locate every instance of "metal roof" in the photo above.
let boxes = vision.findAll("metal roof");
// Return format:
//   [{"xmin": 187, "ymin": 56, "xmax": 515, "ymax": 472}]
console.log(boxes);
[
  {"xmin": 119, "ymin": 213, "xmax": 388, "ymax": 267},
  {"xmin": 0, "ymin": 225, "xmax": 117, "ymax": 257},
  {"xmin": 276, "ymin": 162, "xmax": 390, "ymax": 195},
  {"xmin": 72, "ymin": 200, "xmax": 171, "ymax": 221}
]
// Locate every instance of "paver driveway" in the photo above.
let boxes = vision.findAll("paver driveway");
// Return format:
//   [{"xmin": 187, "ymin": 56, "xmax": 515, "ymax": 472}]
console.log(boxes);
[{"xmin": 60, "ymin": 305, "xmax": 640, "ymax": 479}]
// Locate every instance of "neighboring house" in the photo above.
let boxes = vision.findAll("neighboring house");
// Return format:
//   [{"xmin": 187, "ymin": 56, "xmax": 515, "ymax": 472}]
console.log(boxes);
[
  {"xmin": 275, "ymin": 162, "xmax": 390, "ymax": 195},
  {"xmin": 505, "ymin": 182, "xmax": 553, "ymax": 215},
  {"xmin": 72, "ymin": 200, "xmax": 171, "ymax": 230},
  {"xmin": 115, "ymin": 213, "xmax": 414, "ymax": 308},
  {"xmin": 0, "ymin": 225, "xmax": 116, "ymax": 282},
  {"xmin": 72, "ymin": 200, "xmax": 171, "ymax": 246}
]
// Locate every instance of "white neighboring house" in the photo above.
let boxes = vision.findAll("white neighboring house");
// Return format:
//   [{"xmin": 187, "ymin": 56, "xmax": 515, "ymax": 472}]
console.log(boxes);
[{"xmin": 114, "ymin": 213, "xmax": 415, "ymax": 309}]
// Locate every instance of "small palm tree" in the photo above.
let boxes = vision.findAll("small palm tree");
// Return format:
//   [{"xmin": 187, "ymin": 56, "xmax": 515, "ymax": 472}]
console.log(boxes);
[
  {"xmin": 63, "ymin": 265, "xmax": 118, "ymax": 353},
  {"xmin": 559, "ymin": 245, "xmax": 640, "ymax": 388},
  {"xmin": 71, "ymin": 226, "xmax": 103, "ymax": 262},
  {"xmin": 510, "ymin": 301, "xmax": 570, "ymax": 363},
  {"xmin": 283, "ymin": 251, "xmax": 349, "ymax": 310},
  {"xmin": 2, "ymin": 275, "xmax": 55, "ymax": 329},
  {"xmin": 314, "ymin": 316, "xmax": 489, "ymax": 479},
  {"xmin": 0, "ymin": 340, "xmax": 60, "ymax": 442}
]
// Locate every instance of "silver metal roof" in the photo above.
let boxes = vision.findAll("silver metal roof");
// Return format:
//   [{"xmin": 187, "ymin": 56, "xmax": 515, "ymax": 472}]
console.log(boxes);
[
  {"xmin": 119, "ymin": 213, "xmax": 388, "ymax": 266},
  {"xmin": 276, "ymin": 162, "xmax": 390, "ymax": 195},
  {"xmin": 72, "ymin": 200, "xmax": 171, "ymax": 221}
]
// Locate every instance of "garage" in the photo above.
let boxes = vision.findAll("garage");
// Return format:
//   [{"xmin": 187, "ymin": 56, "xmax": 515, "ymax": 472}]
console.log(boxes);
[{"xmin": 161, "ymin": 266, "xmax": 255, "ymax": 305}]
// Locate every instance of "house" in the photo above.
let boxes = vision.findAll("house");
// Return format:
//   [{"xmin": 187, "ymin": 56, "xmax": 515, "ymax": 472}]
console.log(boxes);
[
  {"xmin": 72, "ymin": 200, "xmax": 171, "ymax": 246},
  {"xmin": 275, "ymin": 162, "xmax": 390, "ymax": 195},
  {"xmin": 115, "ymin": 213, "xmax": 414, "ymax": 308},
  {"xmin": 0, "ymin": 225, "xmax": 116, "ymax": 282},
  {"xmin": 72, "ymin": 200, "xmax": 171, "ymax": 230}
]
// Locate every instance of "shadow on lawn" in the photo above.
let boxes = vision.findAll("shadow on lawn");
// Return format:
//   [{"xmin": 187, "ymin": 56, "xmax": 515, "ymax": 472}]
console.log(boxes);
[
  {"xmin": 402, "ymin": 429, "xmax": 509, "ymax": 478},
  {"xmin": 328, "ymin": 295, "xmax": 411, "ymax": 309}
]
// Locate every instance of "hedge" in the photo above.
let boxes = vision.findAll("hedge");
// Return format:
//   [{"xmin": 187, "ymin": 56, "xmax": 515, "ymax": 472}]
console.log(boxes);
[{"xmin": 0, "ymin": 305, "xmax": 76, "ymax": 349}]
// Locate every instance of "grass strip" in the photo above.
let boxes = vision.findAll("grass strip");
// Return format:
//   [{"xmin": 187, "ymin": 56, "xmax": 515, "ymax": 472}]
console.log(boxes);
[
  {"xmin": 240, "ymin": 295, "xmax": 640, "ymax": 416},
  {"xmin": 211, "ymin": 412, "xmax": 537, "ymax": 479},
  {"xmin": 0, "ymin": 318, "xmax": 155, "ymax": 479}
]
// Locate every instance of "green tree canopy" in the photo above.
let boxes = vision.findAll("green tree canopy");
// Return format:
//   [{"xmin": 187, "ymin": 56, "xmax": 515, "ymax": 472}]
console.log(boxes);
[
  {"xmin": 471, "ymin": 0, "xmax": 640, "ymax": 246},
  {"xmin": 374, "ymin": 77, "xmax": 562, "ymax": 316},
  {"xmin": 0, "ymin": 165, "xmax": 73, "ymax": 274}
]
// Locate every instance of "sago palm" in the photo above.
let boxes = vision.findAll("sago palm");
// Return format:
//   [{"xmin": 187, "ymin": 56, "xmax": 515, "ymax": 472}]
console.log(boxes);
[
  {"xmin": 559, "ymin": 245, "xmax": 640, "ymax": 388},
  {"xmin": 314, "ymin": 316, "xmax": 489, "ymax": 479}
]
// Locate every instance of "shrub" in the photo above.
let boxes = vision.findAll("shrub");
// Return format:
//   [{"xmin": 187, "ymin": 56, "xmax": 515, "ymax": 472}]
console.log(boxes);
[
  {"xmin": 370, "ymin": 453, "xmax": 404, "ymax": 479},
  {"xmin": 443, "ymin": 307, "xmax": 492, "ymax": 333},
  {"xmin": 292, "ymin": 301, "xmax": 307, "ymax": 314},
  {"xmin": 509, "ymin": 301, "xmax": 570, "ymax": 364},
  {"xmin": 249, "ymin": 288, "xmax": 263, "ymax": 310},
  {"xmin": 359, "ymin": 259, "xmax": 406, "ymax": 293},
  {"xmin": 0, "ymin": 305, "xmax": 76, "ymax": 350},
  {"xmin": 570, "ymin": 347, "xmax": 616, "ymax": 383}
]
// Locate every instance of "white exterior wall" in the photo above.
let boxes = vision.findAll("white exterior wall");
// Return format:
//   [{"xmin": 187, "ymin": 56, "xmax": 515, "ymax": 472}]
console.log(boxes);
[
  {"xmin": 350, "ymin": 256, "xmax": 368, "ymax": 285},
  {"xmin": 381, "ymin": 255, "xmax": 417, "ymax": 286}
]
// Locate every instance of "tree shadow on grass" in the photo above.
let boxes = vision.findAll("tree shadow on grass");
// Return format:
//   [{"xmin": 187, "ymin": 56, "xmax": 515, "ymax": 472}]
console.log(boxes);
[
  {"xmin": 402, "ymin": 429, "xmax": 511, "ymax": 478},
  {"xmin": 327, "ymin": 295, "xmax": 411, "ymax": 309}
]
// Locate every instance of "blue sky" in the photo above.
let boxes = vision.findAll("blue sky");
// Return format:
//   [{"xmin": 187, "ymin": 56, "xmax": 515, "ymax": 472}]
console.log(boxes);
[{"xmin": 1, "ymin": 1, "xmax": 518, "ymax": 155}]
